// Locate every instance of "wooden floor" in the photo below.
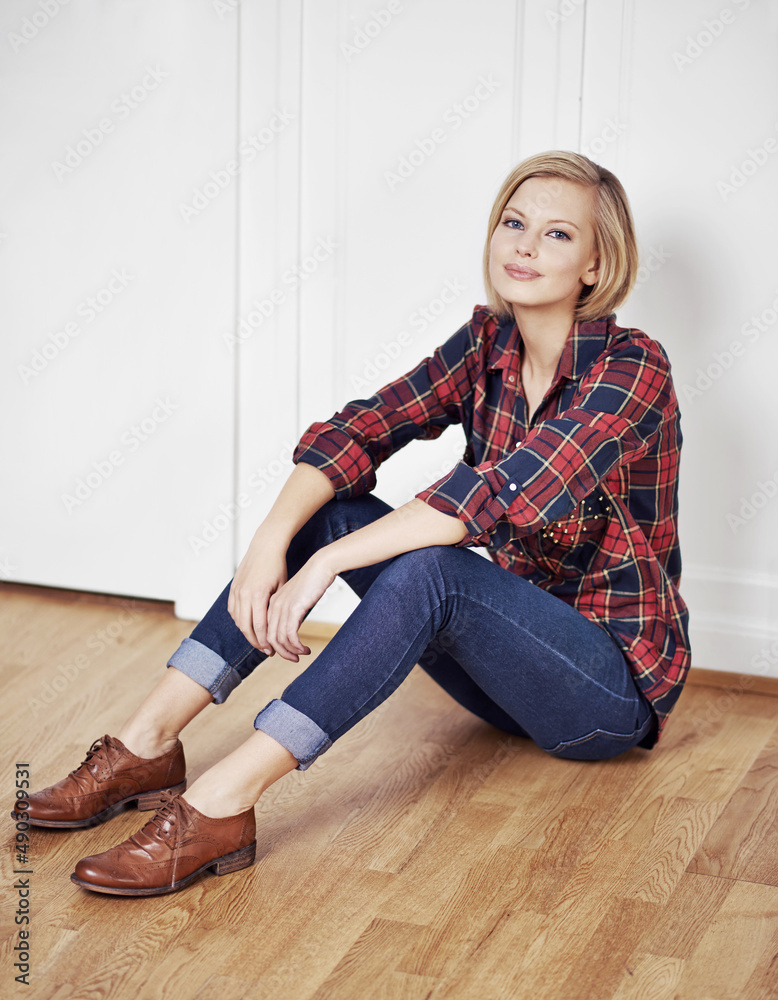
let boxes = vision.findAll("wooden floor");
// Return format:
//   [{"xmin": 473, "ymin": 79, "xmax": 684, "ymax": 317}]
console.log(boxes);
[{"xmin": 1, "ymin": 583, "xmax": 777, "ymax": 1000}]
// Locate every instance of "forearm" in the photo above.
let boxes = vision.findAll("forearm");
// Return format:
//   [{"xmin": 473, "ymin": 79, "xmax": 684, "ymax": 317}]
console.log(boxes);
[
  {"xmin": 250, "ymin": 462, "xmax": 335, "ymax": 552},
  {"xmin": 313, "ymin": 498, "xmax": 468, "ymax": 576}
]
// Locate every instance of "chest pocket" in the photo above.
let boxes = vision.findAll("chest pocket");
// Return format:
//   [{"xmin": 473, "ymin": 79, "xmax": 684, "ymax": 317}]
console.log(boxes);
[{"xmin": 541, "ymin": 490, "xmax": 613, "ymax": 549}]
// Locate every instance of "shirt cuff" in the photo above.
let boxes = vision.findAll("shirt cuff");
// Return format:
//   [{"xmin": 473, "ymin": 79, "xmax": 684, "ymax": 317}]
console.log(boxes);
[
  {"xmin": 293, "ymin": 426, "xmax": 377, "ymax": 498},
  {"xmin": 415, "ymin": 460, "xmax": 523, "ymax": 542}
]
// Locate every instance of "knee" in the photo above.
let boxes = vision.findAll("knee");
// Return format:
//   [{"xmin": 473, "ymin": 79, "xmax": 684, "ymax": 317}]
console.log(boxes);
[
  {"xmin": 388, "ymin": 545, "xmax": 449, "ymax": 571},
  {"xmin": 379, "ymin": 545, "xmax": 454, "ymax": 589}
]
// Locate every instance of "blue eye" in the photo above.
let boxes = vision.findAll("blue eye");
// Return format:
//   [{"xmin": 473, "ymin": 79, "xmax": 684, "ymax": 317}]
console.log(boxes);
[
  {"xmin": 549, "ymin": 230, "xmax": 571, "ymax": 240},
  {"xmin": 503, "ymin": 218, "xmax": 523, "ymax": 229}
]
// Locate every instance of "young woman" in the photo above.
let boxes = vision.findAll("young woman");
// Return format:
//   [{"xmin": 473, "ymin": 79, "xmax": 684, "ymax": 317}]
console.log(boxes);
[{"xmin": 17, "ymin": 151, "xmax": 691, "ymax": 896}]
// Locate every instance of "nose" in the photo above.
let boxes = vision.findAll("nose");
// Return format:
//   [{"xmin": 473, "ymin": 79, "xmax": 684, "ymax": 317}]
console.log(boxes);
[{"xmin": 516, "ymin": 236, "xmax": 538, "ymax": 259}]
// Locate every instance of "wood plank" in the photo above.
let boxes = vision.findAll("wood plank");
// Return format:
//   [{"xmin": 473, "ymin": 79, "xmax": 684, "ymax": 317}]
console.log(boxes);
[
  {"xmin": 673, "ymin": 880, "xmax": 778, "ymax": 999},
  {"xmin": 616, "ymin": 797, "xmax": 722, "ymax": 905},
  {"xmin": 689, "ymin": 728, "xmax": 778, "ymax": 886},
  {"xmin": 425, "ymin": 908, "xmax": 549, "ymax": 1000},
  {"xmin": 310, "ymin": 918, "xmax": 430, "ymax": 999},
  {"xmin": 610, "ymin": 953, "xmax": 685, "ymax": 1000},
  {"xmin": 375, "ymin": 800, "xmax": 515, "ymax": 926},
  {"xmin": 397, "ymin": 843, "xmax": 537, "ymax": 979},
  {"xmin": 504, "ymin": 838, "xmax": 656, "ymax": 996},
  {"xmin": 638, "ymin": 872, "xmax": 734, "ymax": 959}
]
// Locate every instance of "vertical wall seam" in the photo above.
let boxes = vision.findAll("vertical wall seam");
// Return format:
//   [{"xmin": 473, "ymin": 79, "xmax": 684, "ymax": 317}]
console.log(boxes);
[
  {"xmin": 512, "ymin": 0, "xmax": 524, "ymax": 160},
  {"xmin": 294, "ymin": 0, "xmax": 305, "ymax": 441},
  {"xmin": 232, "ymin": 2, "xmax": 243, "ymax": 567},
  {"xmin": 577, "ymin": 0, "xmax": 588, "ymax": 150},
  {"xmin": 619, "ymin": 0, "xmax": 635, "ymax": 175}
]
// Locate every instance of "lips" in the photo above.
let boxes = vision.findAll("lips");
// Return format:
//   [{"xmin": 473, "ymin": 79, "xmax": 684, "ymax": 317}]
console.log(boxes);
[{"xmin": 504, "ymin": 264, "xmax": 541, "ymax": 280}]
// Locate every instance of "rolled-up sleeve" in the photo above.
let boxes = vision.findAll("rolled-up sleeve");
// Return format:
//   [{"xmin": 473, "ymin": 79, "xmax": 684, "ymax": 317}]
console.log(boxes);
[
  {"xmin": 292, "ymin": 312, "xmax": 488, "ymax": 496},
  {"xmin": 416, "ymin": 337, "xmax": 676, "ymax": 542}
]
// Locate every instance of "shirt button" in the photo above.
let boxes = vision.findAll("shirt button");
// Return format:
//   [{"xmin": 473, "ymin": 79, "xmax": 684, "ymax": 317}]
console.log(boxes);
[
  {"xmin": 509, "ymin": 484, "xmax": 517, "ymax": 491},
  {"xmin": 508, "ymin": 376, "xmax": 515, "ymax": 383}
]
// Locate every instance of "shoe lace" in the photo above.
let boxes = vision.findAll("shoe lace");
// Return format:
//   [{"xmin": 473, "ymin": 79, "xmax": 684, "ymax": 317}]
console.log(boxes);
[
  {"xmin": 69, "ymin": 736, "xmax": 116, "ymax": 791},
  {"xmin": 140, "ymin": 790, "xmax": 191, "ymax": 850}
]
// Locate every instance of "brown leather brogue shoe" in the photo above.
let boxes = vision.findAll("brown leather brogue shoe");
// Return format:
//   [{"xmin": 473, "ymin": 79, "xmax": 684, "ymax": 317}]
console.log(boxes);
[
  {"xmin": 70, "ymin": 791, "xmax": 257, "ymax": 895},
  {"xmin": 12, "ymin": 735, "xmax": 186, "ymax": 829}
]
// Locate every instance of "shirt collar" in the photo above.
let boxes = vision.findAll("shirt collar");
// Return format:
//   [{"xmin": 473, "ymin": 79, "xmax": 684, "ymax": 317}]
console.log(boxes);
[{"xmin": 487, "ymin": 312, "xmax": 614, "ymax": 387}]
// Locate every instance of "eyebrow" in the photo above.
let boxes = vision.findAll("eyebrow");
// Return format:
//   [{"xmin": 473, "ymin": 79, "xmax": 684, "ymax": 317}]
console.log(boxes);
[{"xmin": 503, "ymin": 207, "xmax": 580, "ymax": 231}]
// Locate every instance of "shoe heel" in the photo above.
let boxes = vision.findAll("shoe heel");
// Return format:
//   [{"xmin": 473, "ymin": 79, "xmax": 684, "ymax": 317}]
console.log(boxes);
[
  {"xmin": 135, "ymin": 780, "xmax": 187, "ymax": 810},
  {"xmin": 211, "ymin": 841, "xmax": 257, "ymax": 876}
]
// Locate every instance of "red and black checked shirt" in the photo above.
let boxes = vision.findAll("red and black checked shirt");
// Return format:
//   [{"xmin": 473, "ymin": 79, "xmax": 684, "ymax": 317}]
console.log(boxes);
[{"xmin": 293, "ymin": 306, "xmax": 691, "ymax": 745}]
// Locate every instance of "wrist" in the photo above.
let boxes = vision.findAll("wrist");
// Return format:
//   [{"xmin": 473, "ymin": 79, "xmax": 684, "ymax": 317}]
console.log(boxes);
[
  {"xmin": 250, "ymin": 521, "xmax": 292, "ymax": 555},
  {"xmin": 309, "ymin": 543, "xmax": 343, "ymax": 580}
]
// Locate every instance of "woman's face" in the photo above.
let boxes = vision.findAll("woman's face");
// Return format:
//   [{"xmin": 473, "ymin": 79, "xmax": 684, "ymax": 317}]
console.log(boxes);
[{"xmin": 489, "ymin": 176, "xmax": 600, "ymax": 322}]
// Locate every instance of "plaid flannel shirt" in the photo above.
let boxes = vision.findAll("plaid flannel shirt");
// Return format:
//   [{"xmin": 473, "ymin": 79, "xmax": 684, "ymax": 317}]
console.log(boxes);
[{"xmin": 293, "ymin": 306, "xmax": 691, "ymax": 745}]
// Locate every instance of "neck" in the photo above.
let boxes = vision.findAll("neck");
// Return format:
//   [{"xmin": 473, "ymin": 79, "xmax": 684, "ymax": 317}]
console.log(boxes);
[{"xmin": 512, "ymin": 302, "xmax": 575, "ymax": 380}]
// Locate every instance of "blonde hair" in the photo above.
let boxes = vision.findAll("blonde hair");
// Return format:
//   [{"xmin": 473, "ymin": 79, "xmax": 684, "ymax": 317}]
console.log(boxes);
[{"xmin": 483, "ymin": 150, "xmax": 638, "ymax": 323}]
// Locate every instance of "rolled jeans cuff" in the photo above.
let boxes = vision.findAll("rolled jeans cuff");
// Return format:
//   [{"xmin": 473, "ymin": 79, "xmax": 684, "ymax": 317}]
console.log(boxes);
[
  {"xmin": 254, "ymin": 699, "xmax": 332, "ymax": 771},
  {"xmin": 167, "ymin": 637, "xmax": 242, "ymax": 705}
]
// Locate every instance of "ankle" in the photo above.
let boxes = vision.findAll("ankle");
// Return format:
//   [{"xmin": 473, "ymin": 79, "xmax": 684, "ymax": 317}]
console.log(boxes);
[
  {"xmin": 116, "ymin": 725, "xmax": 180, "ymax": 760},
  {"xmin": 183, "ymin": 778, "xmax": 258, "ymax": 819}
]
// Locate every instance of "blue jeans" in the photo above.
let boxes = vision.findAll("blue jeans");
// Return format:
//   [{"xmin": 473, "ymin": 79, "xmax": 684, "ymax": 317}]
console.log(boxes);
[{"xmin": 169, "ymin": 496, "xmax": 654, "ymax": 769}]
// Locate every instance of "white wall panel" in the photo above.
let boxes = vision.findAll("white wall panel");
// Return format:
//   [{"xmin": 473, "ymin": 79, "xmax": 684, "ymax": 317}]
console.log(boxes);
[{"xmin": 0, "ymin": 0, "xmax": 239, "ymax": 619}]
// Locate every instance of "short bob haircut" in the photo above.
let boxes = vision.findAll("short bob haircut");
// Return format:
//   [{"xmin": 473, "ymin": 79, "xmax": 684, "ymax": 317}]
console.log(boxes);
[{"xmin": 483, "ymin": 150, "xmax": 639, "ymax": 324}]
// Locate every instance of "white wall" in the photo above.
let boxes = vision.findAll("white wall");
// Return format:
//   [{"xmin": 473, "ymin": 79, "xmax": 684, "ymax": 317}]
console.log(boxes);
[
  {"xmin": 1, "ymin": 0, "xmax": 239, "ymax": 616},
  {"xmin": 3, "ymin": 0, "xmax": 777, "ymax": 678}
]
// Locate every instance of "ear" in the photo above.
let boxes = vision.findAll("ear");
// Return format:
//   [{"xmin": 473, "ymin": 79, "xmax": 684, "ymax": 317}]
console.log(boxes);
[{"xmin": 581, "ymin": 253, "xmax": 600, "ymax": 288}]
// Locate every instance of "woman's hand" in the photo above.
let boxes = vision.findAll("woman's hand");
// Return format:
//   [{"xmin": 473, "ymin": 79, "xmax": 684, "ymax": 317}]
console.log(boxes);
[
  {"xmin": 228, "ymin": 540, "xmax": 289, "ymax": 654},
  {"xmin": 266, "ymin": 555, "xmax": 336, "ymax": 662},
  {"xmin": 226, "ymin": 463, "xmax": 336, "ymax": 652}
]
